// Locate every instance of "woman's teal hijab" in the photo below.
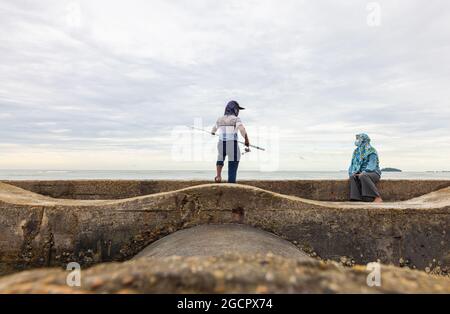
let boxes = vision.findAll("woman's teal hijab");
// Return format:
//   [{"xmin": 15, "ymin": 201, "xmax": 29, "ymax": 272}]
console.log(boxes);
[{"xmin": 349, "ymin": 133, "xmax": 378, "ymax": 175}]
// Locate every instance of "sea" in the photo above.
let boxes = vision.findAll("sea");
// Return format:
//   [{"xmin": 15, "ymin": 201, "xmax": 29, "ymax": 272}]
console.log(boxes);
[{"xmin": 1, "ymin": 170, "xmax": 450, "ymax": 180}]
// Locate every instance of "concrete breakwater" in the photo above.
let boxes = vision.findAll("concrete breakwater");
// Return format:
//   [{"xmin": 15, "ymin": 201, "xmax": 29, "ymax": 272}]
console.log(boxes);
[
  {"xmin": 0, "ymin": 179, "xmax": 449, "ymax": 279},
  {"xmin": 5, "ymin": 179, "xmax": 450, "ymax": 201}
]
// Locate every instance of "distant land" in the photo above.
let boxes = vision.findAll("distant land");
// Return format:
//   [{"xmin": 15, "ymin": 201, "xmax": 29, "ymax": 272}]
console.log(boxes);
[
  {"xmin": 426, "ymin": 170, "xmax": 450, "ymax": 173},
  {"xmin": 381, "ymin": 168, "xmax": 402, "ymax": 172}
]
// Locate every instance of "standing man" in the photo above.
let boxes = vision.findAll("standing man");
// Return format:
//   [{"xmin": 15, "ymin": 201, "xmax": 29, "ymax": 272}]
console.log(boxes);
[{"xmin": 211, "ymin": 101, "xmax": 250, "ymax": 183}]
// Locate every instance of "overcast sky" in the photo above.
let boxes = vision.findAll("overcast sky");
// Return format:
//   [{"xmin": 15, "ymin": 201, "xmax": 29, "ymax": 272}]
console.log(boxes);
[{"xmin": 0, "ymin": 0, "xmax": 449, "ymax": 171}]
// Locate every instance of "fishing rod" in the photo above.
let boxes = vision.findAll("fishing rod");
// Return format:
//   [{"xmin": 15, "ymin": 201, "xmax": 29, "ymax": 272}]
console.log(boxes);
[{"xmin": 188, "ymin": 126, "xmax": 266, "ymax": 152}]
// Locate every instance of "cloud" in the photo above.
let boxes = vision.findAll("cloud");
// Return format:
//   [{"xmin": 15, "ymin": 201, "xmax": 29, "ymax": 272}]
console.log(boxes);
[{"xmin": 0, "ymin": 0, "xmax": 449, "ymax": 171}]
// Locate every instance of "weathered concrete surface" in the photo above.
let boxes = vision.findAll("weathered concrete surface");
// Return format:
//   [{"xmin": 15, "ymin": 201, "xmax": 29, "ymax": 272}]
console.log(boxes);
[
  {"xmin": 0, "ymin": 182, "xmax": 448, "ymax": 277},
  {"xmin": 5, "ymin": 179, "xmax": 450, "ymax": 201},
  {"xmin": 133, "ymin": 224, "xmax": 310, "ymax": 260},
  {"xmin": 0, "ymin": 254, "xmax": 449, "ymax": 294}
]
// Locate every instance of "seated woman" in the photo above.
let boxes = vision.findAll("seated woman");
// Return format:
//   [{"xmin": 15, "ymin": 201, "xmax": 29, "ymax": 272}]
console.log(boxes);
[{"xmin": 348, "ymin": 133, "xmax": 383, "ymax": 203}]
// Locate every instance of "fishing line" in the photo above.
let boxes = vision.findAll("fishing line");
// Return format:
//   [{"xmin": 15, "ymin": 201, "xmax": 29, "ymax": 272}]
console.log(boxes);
[{"xmin": 188, "ymin": 126, "xmax": 266, "ymax": 152}]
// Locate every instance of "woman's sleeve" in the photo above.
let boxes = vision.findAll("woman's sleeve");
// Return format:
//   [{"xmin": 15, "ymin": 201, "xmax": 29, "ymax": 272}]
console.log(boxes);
[{"xmin": 365, "ymin": 153, "xmax": 378, "ymax": 172}]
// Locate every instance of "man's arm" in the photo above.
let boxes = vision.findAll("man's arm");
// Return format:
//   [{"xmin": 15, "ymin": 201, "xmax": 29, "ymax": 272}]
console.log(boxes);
[
  {"xmin": 244, "ymin": 133, "xmax": 250, "ymax": 147},
  {"xmin": 235, "ymin": 118, "xmax": 249, "ymax": 147},
  {"xmin": 238, "ymin": 126, "xmax": 250, "ymax": 147},
  {"xmin": 211, "ymin": 121, "xmax": 218, "ymax": 135}
]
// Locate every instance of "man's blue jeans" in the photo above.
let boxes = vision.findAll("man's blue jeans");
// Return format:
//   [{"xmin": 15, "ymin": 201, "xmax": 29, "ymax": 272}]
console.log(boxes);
[
  {"xmin": 216, "ymin": 140, "xmax": 240, "ymax": 183},
  {"xmin": 227, "ymin": 161, "xmax": 240, "ymax": 183}
]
